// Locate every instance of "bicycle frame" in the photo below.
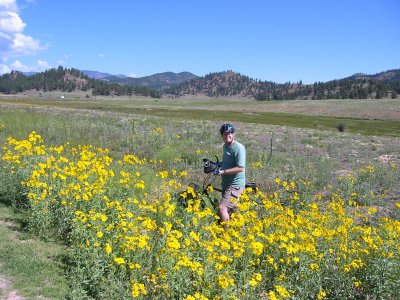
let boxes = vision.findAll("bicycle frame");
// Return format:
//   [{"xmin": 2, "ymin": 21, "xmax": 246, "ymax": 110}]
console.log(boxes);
[{"xmin": 179, "ymin": 171, "xmax": 258, "ymax": 212}]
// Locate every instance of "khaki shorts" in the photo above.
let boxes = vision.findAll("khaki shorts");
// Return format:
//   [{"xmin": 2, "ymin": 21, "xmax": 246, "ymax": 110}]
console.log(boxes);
[{"xmin": 220, "ymin": 186, "xmax": 244, "ymax": 210}]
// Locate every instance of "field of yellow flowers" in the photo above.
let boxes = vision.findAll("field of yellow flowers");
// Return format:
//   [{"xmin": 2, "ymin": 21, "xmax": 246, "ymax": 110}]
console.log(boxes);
[{"xmin": 1, "ymin": 127, "xmax": 399, "ymax": 300}]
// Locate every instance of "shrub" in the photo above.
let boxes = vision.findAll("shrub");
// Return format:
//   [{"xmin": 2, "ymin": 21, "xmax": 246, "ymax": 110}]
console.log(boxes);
[{"xmin": 336, "ymin": 123, "xmax": 346, "ymax": 132}]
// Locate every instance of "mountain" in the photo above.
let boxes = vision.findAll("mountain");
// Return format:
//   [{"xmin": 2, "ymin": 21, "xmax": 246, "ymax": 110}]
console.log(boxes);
[
  {"xmin": 81, "ymin": 70, "xmax": 198, "ymax": 90},
  {"xmin": 22, "ymin": 72, "xmax": 38, "ymax": 76},
  {"xmin": 81, "ymin": 70, "xmax": 114, "ymax": 79},
  {"xmin": 101, "ymin": 71, "xmax": 198, "ymax": 90}
]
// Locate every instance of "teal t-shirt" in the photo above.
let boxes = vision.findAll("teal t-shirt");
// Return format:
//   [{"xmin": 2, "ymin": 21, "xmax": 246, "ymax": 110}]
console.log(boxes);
[{"xmin": 221, "ymin": 141, "xmax": 246, "ymax": 189}]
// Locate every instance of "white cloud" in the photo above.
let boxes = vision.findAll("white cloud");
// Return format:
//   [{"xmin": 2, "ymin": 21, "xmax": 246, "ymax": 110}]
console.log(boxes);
[
  {"xmin": 0, "ymin": 63, "xmax": 11, "ymax": 74},
  {"xmin": 0, "ymin": 11, "xmax": 25, "ymax": 32},
  {"xmin": 10, "ymin": 59, "xmax": 28, "ymax": 71},
  {"xmin": 0, "ymin": 58, "xmax": 51, "ymax": 74},
  {"xmin": 0, "ymin": 0, "xmax": 45, "ymax": 60},
  {"xmin": 98, "ymin": 53, "xmax": 104, "ymax": 58},
  {"xmin": 129, "ymin": 73, "xmax": 137, "ymax": 78},
  {"xmin": 37, "ymin": 59, "xmax": 50, "ymax": 69},
  {"xmin": 0, "ymin": 0, "xmax": 19, "ymax": 11},
  {"xmin": 12, "ymin": 32, "xmax": 42, "ymax": 54}
]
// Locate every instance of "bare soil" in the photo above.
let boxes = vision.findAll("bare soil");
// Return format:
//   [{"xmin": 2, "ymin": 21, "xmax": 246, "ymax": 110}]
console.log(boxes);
[{"xmin": 0, "ymin": 269, "xmax": 24, "ymax": 300}]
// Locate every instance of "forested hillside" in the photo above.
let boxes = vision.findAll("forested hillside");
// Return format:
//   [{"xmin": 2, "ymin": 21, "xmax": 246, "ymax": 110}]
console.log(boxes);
[
  {"xmin": 0, "ymin": 66, "xmax": 161, "ymax": 98},
  {"xmin": 1, "ymin": 66, "xmax": 399, "ymax": 100},
  {"xmin": 165, "ymin": 70, "xmax": 400, "ymax": 100}
]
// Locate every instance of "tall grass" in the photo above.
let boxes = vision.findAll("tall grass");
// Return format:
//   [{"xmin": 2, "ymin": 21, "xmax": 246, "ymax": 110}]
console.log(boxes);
[
  {"xmin": 0, "ymin": 206, "xmax": 69, "ymax": 299},
  {"xmin": 2, "ymin": 97, "xmax": 400, "ymax": 136},
  {"xmin": 1, "ymin": 106, "xmax": 399, "ymax": 211}
]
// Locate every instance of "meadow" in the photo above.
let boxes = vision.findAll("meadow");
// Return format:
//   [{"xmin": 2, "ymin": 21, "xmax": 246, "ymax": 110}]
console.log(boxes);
[{"xmin": 0, "ymin": 95, "xmax": 399, "ymax": 299}]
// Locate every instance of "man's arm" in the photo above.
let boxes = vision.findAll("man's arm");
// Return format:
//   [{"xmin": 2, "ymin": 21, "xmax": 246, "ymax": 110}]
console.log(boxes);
[{"xmin": 221, "ymin": 166, "xmax": 244, "ymax": 175}]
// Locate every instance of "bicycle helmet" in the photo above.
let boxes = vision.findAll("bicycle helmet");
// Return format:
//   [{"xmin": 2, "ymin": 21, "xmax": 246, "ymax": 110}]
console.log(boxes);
[{"xmin": 220, "ymin": 123, "xmax": 235, "ymax": 136}]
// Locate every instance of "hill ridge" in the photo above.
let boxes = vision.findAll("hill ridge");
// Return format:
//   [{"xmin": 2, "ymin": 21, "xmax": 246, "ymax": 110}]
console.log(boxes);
[
  {"xmin": 1, "ymin": 67, "xmax": 399, "ymax": 100},
  {"xmin": 164, "ymin": 69, "xmax": 400, "ymax": 100}
]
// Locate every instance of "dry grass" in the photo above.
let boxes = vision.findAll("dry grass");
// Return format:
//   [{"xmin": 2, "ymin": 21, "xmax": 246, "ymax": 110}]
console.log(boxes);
[{"xmin": 2, "ymin": 92, "xmax": 400, "ymax": 120}]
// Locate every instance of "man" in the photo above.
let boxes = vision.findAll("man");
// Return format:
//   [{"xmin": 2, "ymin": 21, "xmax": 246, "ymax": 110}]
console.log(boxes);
[{"xmin": 215, "ymin": 123, "xmax": 246, "ymax": 229}]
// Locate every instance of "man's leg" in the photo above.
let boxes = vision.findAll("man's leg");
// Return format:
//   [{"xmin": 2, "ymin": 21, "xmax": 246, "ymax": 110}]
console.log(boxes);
[
  {"xmin": 218, "ymin": 203, "xmax": 230, "ymax": 230},
  {"xmin": 218, "ymin": 202, "xmax": 230, "ymax": 220},
  {"xmin": 219, "ymin": 187, "xmax": 244, "ymax": 230}
]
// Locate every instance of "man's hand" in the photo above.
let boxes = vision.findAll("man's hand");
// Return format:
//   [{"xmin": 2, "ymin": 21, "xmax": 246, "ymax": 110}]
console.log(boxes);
[
  {"xmin": 213, "ymin": 168, "xmax": 221, "ymax": 175},
  {"xmin": 213, "ymin": 168, "xmax": 226, "ymax": 175}
]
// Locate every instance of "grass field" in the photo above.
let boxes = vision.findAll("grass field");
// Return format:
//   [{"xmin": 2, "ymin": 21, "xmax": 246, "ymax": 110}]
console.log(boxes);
[
  {"xmin": 0, "ymin": 94, "xmax": 399, "ymax": 299},
  {"xmin": 1, "ymin": 93, "xmax": 400, "ymax": 136}
]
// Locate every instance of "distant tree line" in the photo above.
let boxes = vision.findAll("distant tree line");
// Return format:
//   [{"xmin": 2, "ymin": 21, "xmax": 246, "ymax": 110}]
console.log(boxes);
[
  {"xmin": 1, "ymin": 67, "xmax": 399, "ymax": 100},
  {"xmin": 0, "ymin": 66, "xmax": 161, "ymax": 98},
  {"xmin": 164, "ymin": 70, "xmax": 400, "ymax": 100}
]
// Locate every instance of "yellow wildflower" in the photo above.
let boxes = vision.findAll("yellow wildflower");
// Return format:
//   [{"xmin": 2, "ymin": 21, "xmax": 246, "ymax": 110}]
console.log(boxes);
[
  {"xmin": 131, "ymin": 281, "xmax": 147, "ymax": 298},
  {"xmin": 113, "ymin": 257, "xmax": 126, "ymax": 265},
  {"xmin": 105, "ymin": 243, "xmax": 112, "ymax": 254},
  {"xmin": 275, "ymin": 285, "xmax": 291, "ymax": 298},
  {"xmin": 317, "ymin": 289, "xmax": 326, "ymax": 299}
]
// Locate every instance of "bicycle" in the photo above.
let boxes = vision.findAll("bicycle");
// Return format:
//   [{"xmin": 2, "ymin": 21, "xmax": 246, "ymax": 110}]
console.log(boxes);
[{"xmin": 177, "ymin": 157, "xmax": 257, "ymax": 211}]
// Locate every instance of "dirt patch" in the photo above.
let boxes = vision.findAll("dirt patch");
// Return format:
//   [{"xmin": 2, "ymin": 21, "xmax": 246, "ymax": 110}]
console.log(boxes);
[
  {"xmin": 0, "ymin": 218, "xmax": 26, "ymax": 300},
  {"xmin": 0, "ymin": 219, "xmax": 31, "ymax": 244},
  {"xmin": 0, "ymin": 275, "xmax": 25, "ymax": 300},
  {"xmin": 336, "ymin": 169, "xmax": 352, "ymax": 177},
  {"xmin": 378, "ymin": 154, "xmax": 400, "ymax": 165},
  {"xmin": 0, "ymin": 219, "xmax": 14, "ymax": 227}
]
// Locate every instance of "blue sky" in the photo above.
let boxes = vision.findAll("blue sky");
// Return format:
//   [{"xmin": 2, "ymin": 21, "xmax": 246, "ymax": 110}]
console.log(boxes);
[{"xmin": 1, "ymin": 0, "xmax": 399, "ymax": 83}]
